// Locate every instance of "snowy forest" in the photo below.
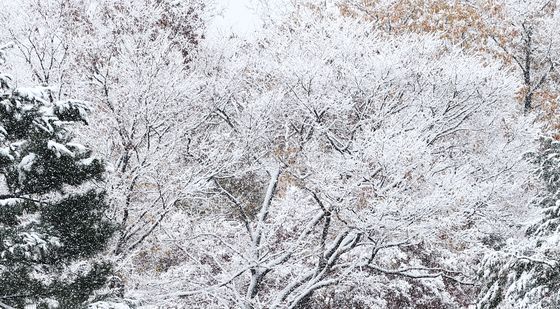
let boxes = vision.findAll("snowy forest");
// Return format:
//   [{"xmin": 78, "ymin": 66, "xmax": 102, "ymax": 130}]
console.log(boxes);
[{"xmin": 1, "ymin": 0, "xmax": 560, "ymax": 308}]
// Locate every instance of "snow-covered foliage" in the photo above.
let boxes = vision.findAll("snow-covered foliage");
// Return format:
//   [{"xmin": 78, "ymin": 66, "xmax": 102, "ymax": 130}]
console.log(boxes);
[
  {"xmin": 118, "ymin": 6, "xmax": 536, "ymax": 308},
  {"xmin": 1, "ymin": 0, "xmax": 559, "ymax": 308}
]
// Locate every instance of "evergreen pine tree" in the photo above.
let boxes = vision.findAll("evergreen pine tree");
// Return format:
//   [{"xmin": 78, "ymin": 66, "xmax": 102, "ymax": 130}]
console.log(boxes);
[
  {"xmin": 477, "ymin": 136, "xmax": 560, "ymax": 308},
  {"xmin": 0, "ymin": 43, "xmax": 116, "ymax": 308}
]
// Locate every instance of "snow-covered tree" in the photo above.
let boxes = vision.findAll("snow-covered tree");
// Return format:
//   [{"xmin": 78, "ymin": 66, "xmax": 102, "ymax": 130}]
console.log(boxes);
[
  {"xmin": 341, "ymin": 0, "xmax": 560, "ymax": 116},
  {"xmin": 478, "ymin": 136, "xmax": 560, "ymax": 308},
  {"xmin": 124, "ymin": 5, "xmax": 536, "ymax": 307},
  {"xmin": 0, "ymin": 43, "xmax": 115, "ymax": 308},
  {"xmin": 65, "ymin": 0, "xmax": 208, "ymax": 259}
]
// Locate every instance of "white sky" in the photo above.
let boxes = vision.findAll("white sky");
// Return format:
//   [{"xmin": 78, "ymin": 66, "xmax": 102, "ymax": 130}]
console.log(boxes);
[{"xmin": 208, "ymin": 0, "xmax": 261, "ymax": 39}]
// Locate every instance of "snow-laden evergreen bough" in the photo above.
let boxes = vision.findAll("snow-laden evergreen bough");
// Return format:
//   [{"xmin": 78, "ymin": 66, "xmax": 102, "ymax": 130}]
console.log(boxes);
[
  {"xmin": 0, "ymin": 43, "xmax": 115, "ymax": 308},
  {"xmin": 478, "ymin": 136, "xmax": 560, "ymax": 308}
]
